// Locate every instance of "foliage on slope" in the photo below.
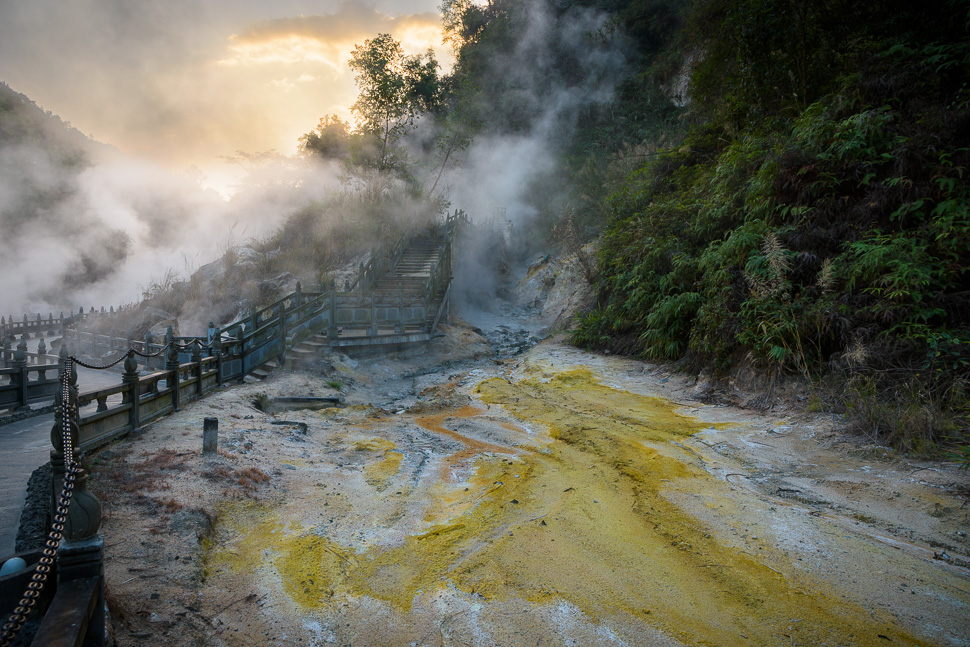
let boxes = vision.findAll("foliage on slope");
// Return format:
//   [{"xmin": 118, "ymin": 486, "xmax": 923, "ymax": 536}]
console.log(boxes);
[{"xmin": 570, "ymin": 0, "xmax": 970, "ymax": 453}]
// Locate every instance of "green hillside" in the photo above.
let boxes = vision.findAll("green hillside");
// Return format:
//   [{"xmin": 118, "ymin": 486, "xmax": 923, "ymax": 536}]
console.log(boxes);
[{"xmin": 423, "ymin": 0, "xmax": 969, "ymax": 456}]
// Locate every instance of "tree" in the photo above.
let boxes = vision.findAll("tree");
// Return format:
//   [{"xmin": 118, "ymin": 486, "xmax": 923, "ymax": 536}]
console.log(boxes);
[
  {"xmin": 299, "ymin": 114, "xmax": 351, "ymax": 161},
  {"xmin": 348, "ymin": 33, "xmax": 440, "ymax": 172}
]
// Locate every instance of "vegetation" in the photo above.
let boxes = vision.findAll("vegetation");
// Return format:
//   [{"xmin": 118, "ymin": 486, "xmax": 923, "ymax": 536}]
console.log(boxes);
[{"xmin": 563, "ymin": 0, "xmax": 970, "ymax": 456}]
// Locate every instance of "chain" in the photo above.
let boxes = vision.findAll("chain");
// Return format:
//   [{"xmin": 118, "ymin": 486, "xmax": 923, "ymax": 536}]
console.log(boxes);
[
  {"xmin": 71, "ymin": 353, "xmax": 130, "ymax": 371},
  {"xmin": 70, "ymin": 339, "xmax": 210, "ymax": 370},
  {"xmin": 0, "ymin": 358, "xmax": 78, "ymax": 647}
]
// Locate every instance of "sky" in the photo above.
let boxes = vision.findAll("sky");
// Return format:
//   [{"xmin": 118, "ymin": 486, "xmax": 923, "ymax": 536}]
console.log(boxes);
[{"xmin": 0, "ymin": 0, "xmax": 450, "ymax": 195}]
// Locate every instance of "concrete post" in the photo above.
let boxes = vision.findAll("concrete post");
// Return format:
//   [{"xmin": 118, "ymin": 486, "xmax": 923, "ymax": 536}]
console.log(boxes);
[{"xmin": 203, "ymin": 417, "xmax": 218, "ymax": 456}]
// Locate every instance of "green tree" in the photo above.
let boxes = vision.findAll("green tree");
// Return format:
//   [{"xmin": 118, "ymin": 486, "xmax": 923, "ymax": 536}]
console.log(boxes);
[
  {"xmin": 299, "ymin": 114, "xmax": 351, "ymax": 161},
  {"xmin": 348, "ymin": 33, "xmax": 440, "ymax": 172}
]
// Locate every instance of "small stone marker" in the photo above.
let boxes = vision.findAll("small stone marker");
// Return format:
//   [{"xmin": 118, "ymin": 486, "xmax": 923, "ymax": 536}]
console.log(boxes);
[{"xmin": 203, "ymin": 417, "xmax": 218, "ymax": 456}]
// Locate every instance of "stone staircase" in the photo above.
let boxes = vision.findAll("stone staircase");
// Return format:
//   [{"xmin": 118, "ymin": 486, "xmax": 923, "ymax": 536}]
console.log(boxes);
[
  {"xmin": 374, "ymin": 236, "xmax": 440, "ymax": 292},
  {"xmin": 248, "ymin": 234, "xmax": 450, "ymax": 380}
]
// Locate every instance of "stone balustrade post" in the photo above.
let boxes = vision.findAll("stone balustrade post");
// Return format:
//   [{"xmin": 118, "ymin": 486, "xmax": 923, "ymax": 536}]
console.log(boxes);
[
  {"xmin": 122, "ymin": 351, "xmax": 140, "ymax": 432},
  {"xmin": 13, "ymin": 335, "xmax": 28, "ymax": 408},
  {"xmin": 49, "ymin": 344, "xmax": 105, "ymax": 646},
  {"xmin": 191, "ymin": 341, "xmax": 203, "ymax": 395},
  {"xmin": 145, "ymin": 330, "xmax": 154, "ymax": 370},
  {"xmin": 165, "ymin": 326, "xmax": 180, "ymax": 402},
  {"xmin": 50, "ymin": 348, "xmax": 102, "ymax": 540},
  {"xmin": 328, "ymin": 281, "xmax": 338, "ymax": 340},
  {"xmin": 367, "ymin": 294, "xmax": 377, "ymax": 336},
  {"xmin": 278, "ymin": 308, "xmax": 287, "ymax": 365},
  {"xmin": 213, "ymin": 334, "xmax": 224, "ymax": 386}
]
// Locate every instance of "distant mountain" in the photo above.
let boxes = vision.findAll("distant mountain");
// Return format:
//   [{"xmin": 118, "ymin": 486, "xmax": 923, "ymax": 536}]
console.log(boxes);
[
  {"xmin": 0, "ymin": 81, "xmax": 118, "ymax": 164},
  {"xmin": 0, "ymin": 82, "xmax": 133, "ymax": 310}
]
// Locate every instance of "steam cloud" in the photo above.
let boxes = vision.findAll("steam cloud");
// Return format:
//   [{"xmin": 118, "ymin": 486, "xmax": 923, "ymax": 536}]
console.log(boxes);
[
  {"xmin": 426, "ymin": 1, "xmax": 628, "ymax": 315},
  {"xmin": 0, "ymin": 123, "xmax": 345, "ymax": 315}
]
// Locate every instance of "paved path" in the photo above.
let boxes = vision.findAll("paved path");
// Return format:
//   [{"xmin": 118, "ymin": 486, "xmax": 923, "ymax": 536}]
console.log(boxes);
[{"xmin": 1, "ymin": 357, "xmax": 121, "ymax": 557}]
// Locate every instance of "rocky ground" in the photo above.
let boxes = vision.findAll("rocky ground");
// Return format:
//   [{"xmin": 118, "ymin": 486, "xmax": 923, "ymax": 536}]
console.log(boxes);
[{"xmin": 75, "ymin": 317, "xmax": 969, "ymax": 646}]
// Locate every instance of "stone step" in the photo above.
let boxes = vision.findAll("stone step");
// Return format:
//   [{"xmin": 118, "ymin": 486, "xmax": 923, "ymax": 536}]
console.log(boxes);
[{"xmin": 248, "ymin": 359, "xmax": 278, "ymax": 380}]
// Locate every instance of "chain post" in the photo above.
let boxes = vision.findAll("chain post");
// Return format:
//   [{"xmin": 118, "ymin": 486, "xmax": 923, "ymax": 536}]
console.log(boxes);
[
  {"xmin": 165, "ymin": 326, "xmax": 180, "ymax": 410},
  {"xmin": 123, "ymin": 350, "xmax": 141, "ymax": 433},
  {"xmin": 13, "ymin": 335, "xmax": 28, "ymax": 409},
  {"xmin": 191, "ymin": 341, "xmax": 203, "ymax": 395}
]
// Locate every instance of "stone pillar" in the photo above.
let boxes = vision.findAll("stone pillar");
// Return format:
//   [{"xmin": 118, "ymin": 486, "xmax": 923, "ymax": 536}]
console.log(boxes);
[
  {"xmin": 2, "ymin": 335, "xmax": 10, "ymax": 366},
  {"xmin": 123, "ymin": 351, "xmax": 140, "ymax": 433},
  {"xmin": 49, "ymin": 347, "xmax": 105, "ymax": 644},
  {"xmin": 203, "ymin": 417, "xmax": 218, "ymax": 456},
  {"xmin": 191, "ymin": 341, "xmax": 203, "ymax": 396},
  {"xmin": 367, "ymin": 294, "xmax": 377, "ymax": 336},
  {"xmin": 56, "ymin": 535, "xmax": 105, "ymax": 647},
  {"xmin": 14, "ymin": 335, "xmax": 28, "ymax": 408},
  {"xmin": 165, "ymin": 327, "xmax": 180, "ymax": 407},
  {"xmin": 278, "ymin": 308, "xmax": 287, "ymax": 365},
  {"xmin": 328, "ymin": 281, "xmax": 338, "ymax": 340},
  {"xmin": 295, "ymin": 282, "xmax": 303, "ymax": 308},
  {"xmin": 50, "ymin": 352, "xmax": 102, "ymax": 541},
  {"xmin": 213, "ymin": 334, "xmax": 224, "ymax": 386}
]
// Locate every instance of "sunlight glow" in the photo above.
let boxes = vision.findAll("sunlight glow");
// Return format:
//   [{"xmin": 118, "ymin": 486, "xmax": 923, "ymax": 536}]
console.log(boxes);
[{"xmin": 219, "ymin": 35, "xmax": 355, "ymax": 73}]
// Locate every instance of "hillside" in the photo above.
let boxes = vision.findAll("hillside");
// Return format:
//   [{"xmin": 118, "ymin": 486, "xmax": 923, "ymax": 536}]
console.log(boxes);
[
  {"xmin": 0, "ymin": 82, "xmax": 117, "ymax": 161},
  {"xmin": 427, "ymin": 0, "xmax": 970, "ymax": 459}
]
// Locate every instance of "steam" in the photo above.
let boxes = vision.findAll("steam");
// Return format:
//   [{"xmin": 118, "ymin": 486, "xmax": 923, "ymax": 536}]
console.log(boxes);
[
  {"xmin": 427, "ymin": 1, "xmax": 628, "ymax": 316},
  {"xmin": 0, "ymin": 130, "xmax": 345, "ymax": 315}
]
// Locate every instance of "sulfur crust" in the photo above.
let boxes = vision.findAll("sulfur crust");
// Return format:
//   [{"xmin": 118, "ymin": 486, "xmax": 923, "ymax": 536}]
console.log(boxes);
[{"xmin": 203, "ymin": 368, "xmax": 926, "ymax": 646}]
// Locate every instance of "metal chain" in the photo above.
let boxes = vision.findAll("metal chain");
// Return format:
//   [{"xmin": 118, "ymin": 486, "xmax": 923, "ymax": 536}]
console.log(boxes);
[
  {"xmin": 71, "ymin": 339, "xmax": 210, "ymax": 369},
  {"xmin": 0, "ymin": 358, "xmax": 78, "ymax": 647},
  {"xmin": 71, "ymin": 353, "xmax": 130, "ymax": 371}
]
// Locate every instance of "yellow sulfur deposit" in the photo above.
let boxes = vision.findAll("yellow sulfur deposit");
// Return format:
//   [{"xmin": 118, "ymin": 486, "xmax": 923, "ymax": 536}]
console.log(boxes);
[{"xmin": 203, "ymin": 368, "xmax": 925, "ymax": 646}]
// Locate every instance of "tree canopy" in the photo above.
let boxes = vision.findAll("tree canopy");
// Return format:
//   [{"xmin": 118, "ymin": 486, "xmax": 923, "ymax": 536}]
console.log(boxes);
[{"xmin": 348, "ymin": 33, "xmax": 440, "ymax": 172}]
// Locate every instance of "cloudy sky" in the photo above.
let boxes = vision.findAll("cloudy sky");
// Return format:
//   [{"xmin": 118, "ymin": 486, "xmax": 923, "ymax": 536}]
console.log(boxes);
[{"xmin": 0, "ymin": 0, "xmax": 449, "ymax": 193}]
